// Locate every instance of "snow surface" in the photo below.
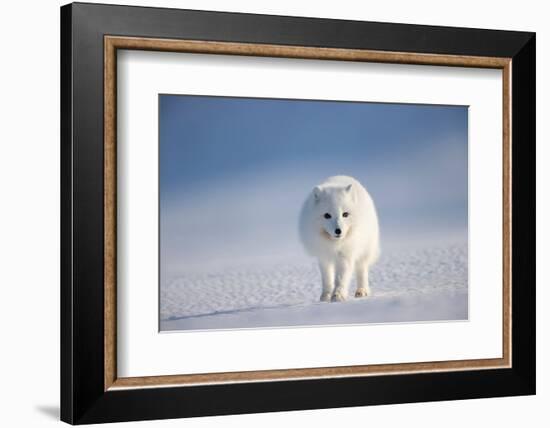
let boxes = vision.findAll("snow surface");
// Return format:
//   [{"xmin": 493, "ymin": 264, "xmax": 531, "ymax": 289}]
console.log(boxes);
[{"xmin": 160, "ymin": 239, "xmax": 467, "ymax": 332}]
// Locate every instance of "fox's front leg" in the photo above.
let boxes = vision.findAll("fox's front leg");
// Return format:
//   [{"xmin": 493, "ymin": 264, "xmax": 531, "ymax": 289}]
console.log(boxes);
[
  {"xmin": 355, "ymin": 261, "xmax": 371, "ymax": 298},
  {"xmin": 332, "ymin": 259, "xmax": 353, "ymax": 302},
  {"xmin": 319, "ymin": 261, "xmax": 335, "ymax": 302}
]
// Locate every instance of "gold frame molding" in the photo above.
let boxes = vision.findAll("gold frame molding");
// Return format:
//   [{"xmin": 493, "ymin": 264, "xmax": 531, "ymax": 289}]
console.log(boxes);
[{"xmin": 104, "ymin": 35, "xmax": 512, "ymax": 391}]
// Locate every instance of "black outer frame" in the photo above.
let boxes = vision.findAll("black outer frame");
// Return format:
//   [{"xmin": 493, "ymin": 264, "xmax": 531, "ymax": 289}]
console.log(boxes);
[{"xmin": 60, "ymin": 2, "xmax": 535, "ymax": 424}]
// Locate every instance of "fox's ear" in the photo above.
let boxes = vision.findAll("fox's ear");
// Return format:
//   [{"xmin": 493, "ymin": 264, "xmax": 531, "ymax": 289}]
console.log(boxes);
[
  {"xmin": 345, "ymin": 183, "xmax": 356, "ymax": 201},
  {"xmin": 313, "ymin": 186, "xmax": 322, "ymax": 203}
]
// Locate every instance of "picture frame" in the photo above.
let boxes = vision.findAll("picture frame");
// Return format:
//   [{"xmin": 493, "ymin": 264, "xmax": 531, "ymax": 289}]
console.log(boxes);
[{"xmin": 60, "ymin": 2, "xmax": 535, "ymax": 424}]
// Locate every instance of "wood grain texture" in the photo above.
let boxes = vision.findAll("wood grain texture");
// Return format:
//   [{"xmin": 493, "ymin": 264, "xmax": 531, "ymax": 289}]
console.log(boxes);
[
  {"xmin": 106, "ymin": 36, "xmax": 510, "ymax": 68},
  {"xmin": 502, "ymin": 62, "xmax": 512, "ymax": 367},
  {"xmin": 104, "ymin": 37, "xmax": 117, "ymax": 391},
  {"xmin": 103, "ymin": 35, "xmax": 512, "ymax": 390},
  {"xmin": 110, "ymin": 358, "xmax": 508, "ymax": 389}
]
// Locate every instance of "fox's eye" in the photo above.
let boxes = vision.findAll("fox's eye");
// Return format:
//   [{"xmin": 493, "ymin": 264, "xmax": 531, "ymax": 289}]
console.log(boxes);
[
  {"xmin": 324, "ymin": 213, "xmax": 331, "ymax": 219},
  {"xmin": 343, "ymin": 212, "xmax": 349, "ymax": 218}
]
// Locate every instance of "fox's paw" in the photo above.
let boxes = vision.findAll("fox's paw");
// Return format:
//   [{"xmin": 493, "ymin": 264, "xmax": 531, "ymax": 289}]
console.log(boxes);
[
  {"xmin": 331, "ymin": 290, "xmax": 347, "ymax": 302},
  {"xmin": 320, "ymin": 292, "xmax": 332, "ymax": 302},
  {"xmin": 355, "ymin": 288, "xmax": 370, "ymax": 298}
]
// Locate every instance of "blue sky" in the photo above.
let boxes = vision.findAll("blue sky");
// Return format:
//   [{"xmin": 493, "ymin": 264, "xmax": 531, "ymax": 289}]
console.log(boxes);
[{"xmin": 159, "ymin": 94, "xmax": 468, "ymax": 273}]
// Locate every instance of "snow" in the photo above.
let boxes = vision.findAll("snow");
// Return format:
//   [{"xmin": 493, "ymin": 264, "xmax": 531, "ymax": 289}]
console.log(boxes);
[{"xmin": 160, "ymin": 238, "xmax": 468, "ymax": 332}]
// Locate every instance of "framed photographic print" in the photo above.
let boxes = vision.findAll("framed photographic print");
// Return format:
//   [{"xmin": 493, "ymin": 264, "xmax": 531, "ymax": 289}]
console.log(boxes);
[{"xmin": 60, "ymin": 2, "xmax": 536, "ymax": 424}]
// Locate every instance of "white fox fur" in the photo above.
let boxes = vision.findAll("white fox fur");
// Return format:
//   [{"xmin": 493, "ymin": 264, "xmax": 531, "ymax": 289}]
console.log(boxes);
[{"xmin": 299, "ymin": 176, "xmax": 380, "ymax": 302}]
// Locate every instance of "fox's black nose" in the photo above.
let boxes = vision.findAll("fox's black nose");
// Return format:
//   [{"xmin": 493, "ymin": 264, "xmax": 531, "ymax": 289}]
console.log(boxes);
[{"xmin": 335, "ymin": 228, "xmax": 342, "ymax": 235}]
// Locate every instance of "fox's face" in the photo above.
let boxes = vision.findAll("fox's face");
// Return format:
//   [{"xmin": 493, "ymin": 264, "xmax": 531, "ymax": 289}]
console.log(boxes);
[{"xmin": 313, "ymin": 184, "xmax": 355, "ymax": 241}]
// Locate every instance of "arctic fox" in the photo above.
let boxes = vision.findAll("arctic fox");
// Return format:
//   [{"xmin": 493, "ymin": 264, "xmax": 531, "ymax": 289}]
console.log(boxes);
[{"xmin": 299, "ymin": 175, "xmax": 380, "ymax": 302}]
